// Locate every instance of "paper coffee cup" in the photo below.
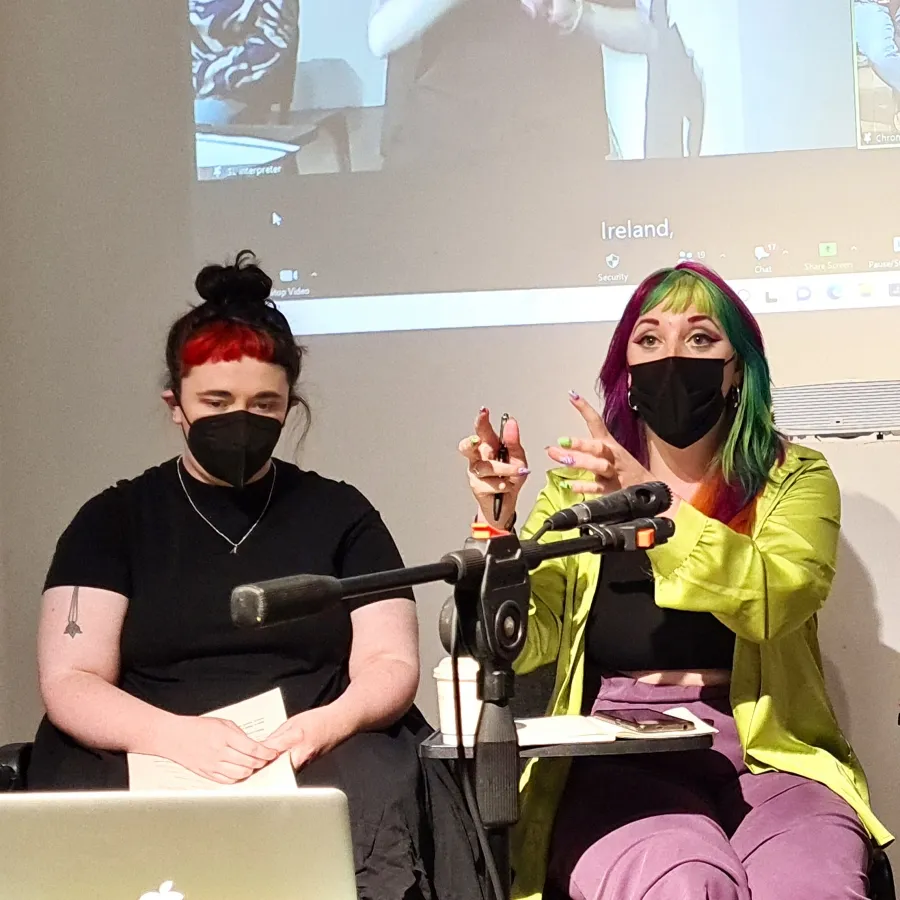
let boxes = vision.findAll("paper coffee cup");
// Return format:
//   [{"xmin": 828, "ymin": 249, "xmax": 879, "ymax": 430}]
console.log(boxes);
[{"xmin": 433, "ymin": 656, "xmax": 482, "ymax": 745}]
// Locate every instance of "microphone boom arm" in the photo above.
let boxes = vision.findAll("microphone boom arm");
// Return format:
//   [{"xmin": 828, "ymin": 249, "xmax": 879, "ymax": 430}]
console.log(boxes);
[
  {"xmin": 231, "ymin": 516, "xmax": 674, "ymax": 628},
  {"xmin": 229, "ymin": 512, "xmax": 675, "ymax": 900}
]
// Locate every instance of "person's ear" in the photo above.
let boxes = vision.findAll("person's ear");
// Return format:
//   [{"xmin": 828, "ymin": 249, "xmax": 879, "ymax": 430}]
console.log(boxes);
[{"xmin": 161, "ymin": 389, "xmax": 184, "ymax": 426}]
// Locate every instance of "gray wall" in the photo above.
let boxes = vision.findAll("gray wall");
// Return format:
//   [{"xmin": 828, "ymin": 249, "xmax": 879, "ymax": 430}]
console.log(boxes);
[{"xmin": 1, "ymin": 0, "xmax": 898, "ymax": 854}]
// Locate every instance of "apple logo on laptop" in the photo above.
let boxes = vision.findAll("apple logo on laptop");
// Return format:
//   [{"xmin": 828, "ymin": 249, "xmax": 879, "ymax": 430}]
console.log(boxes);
[{"xmin": 139, "ymin": 881, "xmax": 184, "ymax": 900}]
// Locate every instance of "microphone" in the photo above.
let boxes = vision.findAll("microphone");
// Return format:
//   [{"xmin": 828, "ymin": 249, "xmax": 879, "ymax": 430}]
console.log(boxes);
[
  {"xmin": 231, "ymin": 559, "xmax": 460, "ymax": 628},
  {"xmin": 542, "ymin": 481, "xmax": 672, "ymax": 533},
  {"xmin": 231, "ymin": 574, "xmax": 342, "ymax": 628}
]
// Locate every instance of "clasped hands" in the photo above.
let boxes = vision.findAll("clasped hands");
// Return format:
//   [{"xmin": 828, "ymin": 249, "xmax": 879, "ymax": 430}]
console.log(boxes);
[
  {"xmin": 520, "ymin": 0, "xmax": 584, "ymax": 32},
  {"xmin": 262, "ymin": 705, "xmax": 342, "ymax": 772},
  {"xmin": 173, "ymin": 705, "xmax": 343, "ymax": 786}
]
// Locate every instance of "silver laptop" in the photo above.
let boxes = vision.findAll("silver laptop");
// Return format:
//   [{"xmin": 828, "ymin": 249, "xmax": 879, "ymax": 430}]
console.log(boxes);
[{"xmin": 0, "ymin": 788, "xmax": 357, "ymax": 900}]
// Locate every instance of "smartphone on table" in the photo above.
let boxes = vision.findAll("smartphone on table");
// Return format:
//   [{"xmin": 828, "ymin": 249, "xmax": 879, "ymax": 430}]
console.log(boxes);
[{"xmin": 592, "ymin": 708, "xmax": 694, "ymax": 733}]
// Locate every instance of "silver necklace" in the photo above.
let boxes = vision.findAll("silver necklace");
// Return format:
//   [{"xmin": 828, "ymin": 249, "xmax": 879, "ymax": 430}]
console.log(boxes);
[{"xmin": 177, "ymin": 457, "xmax": 277, "ymax": 554}]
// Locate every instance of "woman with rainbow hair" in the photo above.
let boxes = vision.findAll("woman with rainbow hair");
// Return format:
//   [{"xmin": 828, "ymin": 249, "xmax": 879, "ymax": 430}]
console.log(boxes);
[{"xmin": 459, "ymin": 261, "xmax": 891, "ymax": 900}]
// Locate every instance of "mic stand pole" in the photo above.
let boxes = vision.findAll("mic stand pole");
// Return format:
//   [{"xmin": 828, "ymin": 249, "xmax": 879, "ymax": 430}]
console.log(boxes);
[
  {"xmin": 444, "ymin": 532, "xmax": 530, "ymax": 900},
  {"xmin": 440, "ymin": 522, "xmax": 668, "ymax": 900},
  {"xmin": 232, "ymin": 518, "xmax": 673, "ymax": 900}
]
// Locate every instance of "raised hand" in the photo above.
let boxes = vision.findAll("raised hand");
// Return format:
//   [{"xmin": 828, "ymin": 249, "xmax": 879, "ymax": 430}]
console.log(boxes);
[
  {"xmin": 545, "ymin": 391, "xmax": 655, "ymax": 496},
  {"xmin": 521, "ymin": 0, "xmax": 583, "ymax": 31},
  {"xmin": 458, "ymin": 408, "xmax": 530, "ymax": 527}
]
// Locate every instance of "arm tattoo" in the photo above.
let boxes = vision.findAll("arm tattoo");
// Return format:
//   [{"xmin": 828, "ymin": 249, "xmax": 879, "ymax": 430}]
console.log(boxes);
[{"xmin": 63, "ymin": 587, "xmax": 83, "ymax": 638}]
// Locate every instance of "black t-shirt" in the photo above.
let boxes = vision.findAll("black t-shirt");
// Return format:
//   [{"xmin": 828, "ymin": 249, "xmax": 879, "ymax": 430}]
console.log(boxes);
[
  {"xmin": 31, "ymin": 458, "xmax": 413, "ymax": 789},
  {"xmin": 381, "ymin": 0, "xmax": 637, "ymax": 168},
  {"xmin": 582, "ymin": 550, "xmax": 735, "ymax": 707}
]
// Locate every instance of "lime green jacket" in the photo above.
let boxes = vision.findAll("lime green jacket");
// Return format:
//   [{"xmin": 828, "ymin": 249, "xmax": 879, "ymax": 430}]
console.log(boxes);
[{"xmin": 510, "ymin": 443, "xmax": 892, "ymax": 900}]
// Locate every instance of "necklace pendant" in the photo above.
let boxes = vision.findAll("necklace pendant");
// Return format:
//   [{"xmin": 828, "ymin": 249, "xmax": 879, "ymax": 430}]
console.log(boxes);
[{"xmin": 178, "ymin": 457, "xmax": 277, "ymax": 558}]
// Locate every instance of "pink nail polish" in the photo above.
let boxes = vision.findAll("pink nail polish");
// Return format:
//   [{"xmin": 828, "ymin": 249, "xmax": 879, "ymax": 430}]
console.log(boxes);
[
  {"xmin": 479, "ymin": 406, "xmax": 488, "ymax": 413},
  {"xmin": 568, "ymin": 390, "xmax": 580, "ymax": 401},
  {"xmin": 561, "ymin": 455, "xmax": 575, "ymax": 466},
  {"xmin": 518, "ymin": 467, "xmax": 531, "ymax": 476}
]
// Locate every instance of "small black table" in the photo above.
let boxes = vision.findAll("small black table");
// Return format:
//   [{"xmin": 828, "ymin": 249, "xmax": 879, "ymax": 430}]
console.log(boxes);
[
  {"xmin": 420, "ymin": 729, "xmax": 714, "ymax": 900},
  {"xmin": 420, "ymin": 730, "xmax": 713, "ymax": 759}
]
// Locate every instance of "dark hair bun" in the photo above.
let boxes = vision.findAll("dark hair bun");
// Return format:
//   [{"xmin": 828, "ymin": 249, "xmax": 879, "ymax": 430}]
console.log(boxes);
[{"xmin": 195, "ymin": 249, "xmax": 273, "ymax": 308}]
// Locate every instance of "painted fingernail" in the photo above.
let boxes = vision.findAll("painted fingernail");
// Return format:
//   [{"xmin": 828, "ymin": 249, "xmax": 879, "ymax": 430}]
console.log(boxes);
[
  {"xmin": 470, "ymin": 435, "xmax": 480, "ymax": 445},
  {"xmin": 560, "ymin": 455, "xmax": 575, "ymax": 466},
  {"xmin": 560, "ymin": 481, "xmax": 571, "ymax": 491},
  {"xmin": 568, "ymin": 390, "xmax": 580, "ymax": 401},
  {"xmin": 518, "ymin": 467, "xmax": 531, "ymax": 476},
  {"xmin": 559, "ymin": 436, "xmax": 573, "ymax": 449},
  {"xmin": 479, "ymin": 406, "xmax": 488, "ymax": 413}
]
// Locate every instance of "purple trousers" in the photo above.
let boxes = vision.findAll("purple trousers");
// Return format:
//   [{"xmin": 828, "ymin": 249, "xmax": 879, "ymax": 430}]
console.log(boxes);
[{"xmin": 545, "ymin": 675, "xmax": 871, "ymax": 900}]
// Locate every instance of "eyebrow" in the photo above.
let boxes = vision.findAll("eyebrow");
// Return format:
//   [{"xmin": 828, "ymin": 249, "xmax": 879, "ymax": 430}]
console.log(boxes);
[
  {"xmin": 687, "ymin": 315, "xmax": 719, "ymax": 327},
  {"xmin": 634, "ymin": 317, "xmax": 660, "ymax": 327},
  {"xmin": 195, "ymin": 390, "xmax": 284, "ymax": 401}
]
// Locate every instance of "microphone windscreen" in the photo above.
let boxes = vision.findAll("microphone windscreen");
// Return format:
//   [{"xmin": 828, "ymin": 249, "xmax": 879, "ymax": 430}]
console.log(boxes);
[{"xmin": 230, "ymin": 574, "xmax": 342, "ymax": 628}]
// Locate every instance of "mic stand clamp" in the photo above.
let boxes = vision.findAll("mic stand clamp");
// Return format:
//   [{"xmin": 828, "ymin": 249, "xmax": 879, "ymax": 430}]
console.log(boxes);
[
  {"xmin": 444, "ymin": 523, "xmax": 654, "ymax": 900},
  {"xmin": 445, "ymin": 532, "xmax": 531, "ymax": 900},
  {"xmin": 580, "ymin": 520, "xmax": 650, "ymax": 550}
]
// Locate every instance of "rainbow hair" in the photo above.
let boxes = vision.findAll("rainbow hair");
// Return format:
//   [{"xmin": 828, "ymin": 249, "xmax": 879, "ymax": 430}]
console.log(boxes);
[{"xmin": 598, "ymin": 261, "xmax": 783, "ymax": 529}]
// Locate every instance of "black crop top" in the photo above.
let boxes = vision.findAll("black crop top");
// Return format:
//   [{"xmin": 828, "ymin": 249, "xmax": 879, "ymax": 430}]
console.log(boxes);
[{"xmin": 582, "ymin": 550, "xmax": 735, "ymax": 705}]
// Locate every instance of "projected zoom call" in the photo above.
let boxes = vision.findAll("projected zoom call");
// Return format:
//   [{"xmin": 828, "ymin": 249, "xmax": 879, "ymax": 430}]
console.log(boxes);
[
  {"xmin": 191, "ymin": 0, "xmax": 900, "ymax": 174},
  {"xmin": 188, "ymin": 0, "xmax": 900, "ymax": 328}
]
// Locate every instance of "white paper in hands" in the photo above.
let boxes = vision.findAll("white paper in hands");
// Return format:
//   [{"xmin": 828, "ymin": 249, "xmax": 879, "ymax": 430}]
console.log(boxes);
[{"xmin": 127, "ymin": 688, "xmax": 297, "ymax": 793}]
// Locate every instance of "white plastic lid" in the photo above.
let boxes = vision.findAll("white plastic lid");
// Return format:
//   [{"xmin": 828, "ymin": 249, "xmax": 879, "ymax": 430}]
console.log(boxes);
[{"xmin": 433, "ymin": 656, "xmax": 480, "ymax": 680}]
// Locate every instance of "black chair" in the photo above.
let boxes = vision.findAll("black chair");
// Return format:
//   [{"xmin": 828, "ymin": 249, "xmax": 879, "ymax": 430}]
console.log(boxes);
[
  {"xmin": 0, "ymin": 736, "xmax": 892, "ymax": 898},
  {"xmin": 872, "ymin": 850, "xmax": 897, "ymax": 900},
  {"xmin": 0, "ymin": 742, "xmax": 30, "ymax": 792}
]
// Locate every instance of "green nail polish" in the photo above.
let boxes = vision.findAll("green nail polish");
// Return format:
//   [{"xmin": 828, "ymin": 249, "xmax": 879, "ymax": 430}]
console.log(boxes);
[
  {"xmin": 559, "ymin": 437, "xmax": 573, "ymax": 449},
  {"xmin": 470, "ymin": 435, "xmax": 480, "ymax": 445},
  {"xmin": 560, "ymin": 481, "xmax": 571, "ymax": 491}
]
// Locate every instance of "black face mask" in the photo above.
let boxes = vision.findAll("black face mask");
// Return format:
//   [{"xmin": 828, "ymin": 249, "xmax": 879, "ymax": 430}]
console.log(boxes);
[
  {"xmin": 628, "ymin": 356, "xmax": 734, "ymax": 449},
  {"xmin": 185, "ymin": 410, "xmax": 283, "ymax": 488}
]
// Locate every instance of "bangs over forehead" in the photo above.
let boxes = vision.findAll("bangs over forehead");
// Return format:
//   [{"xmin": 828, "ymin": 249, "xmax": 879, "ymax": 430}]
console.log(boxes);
[{"xmin": 640, "ymin": 270, "xmax": 720, "ymax": 320}]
